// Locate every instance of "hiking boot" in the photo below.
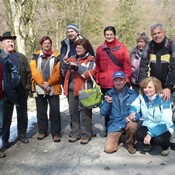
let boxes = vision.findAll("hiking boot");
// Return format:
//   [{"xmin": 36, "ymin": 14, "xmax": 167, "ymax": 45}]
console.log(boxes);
[
  {"xmin": 0, "ymin": 151, "xmax": 6, "ymax": 158},
  {"xmin": 80, "ymin": 138, "xmax": 91, "ymax": 144},
  {"xmin": 68, "ymin": 136, "xmax": 80, "ymax": 143},
  {"xmin": 127, "ymin": 145, "xmax": 136, "ymax": 154},
  {"xmin": 37, "ymin": 133, "xmax": 47, "ymax": 140},
  {"xmin": 52, "ymin": 135, "xmax": 61, "ymax": 142},
  {"xmin": 18, "ymin": 137, "xmax": 29, "ymax": 144},
  {"xmin": 161, "ymin": 147, "xmax": 170, "ymax": 156},
  {"xmin": 143, "ymin": 144, "xmax": 152, "ymax": 152}
]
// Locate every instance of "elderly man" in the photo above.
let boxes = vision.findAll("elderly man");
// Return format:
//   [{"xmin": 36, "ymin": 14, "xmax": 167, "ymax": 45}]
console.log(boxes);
[
  {"xmin": 0, "ymin": 32, "xmax": 31, "ymax": 148},
  {"xmin": 138, "ymin": 23, "xmax": 175, "ymax": 150},
  {"xmin": 100, "ymin": 71, "xmax": 138, "ymax": 154}
]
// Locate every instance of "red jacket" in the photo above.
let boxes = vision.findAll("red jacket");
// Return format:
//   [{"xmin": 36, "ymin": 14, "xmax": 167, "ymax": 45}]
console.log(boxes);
[{"xmin": 96, "ymin": 38, "xmax": 132, "ymax": 88}]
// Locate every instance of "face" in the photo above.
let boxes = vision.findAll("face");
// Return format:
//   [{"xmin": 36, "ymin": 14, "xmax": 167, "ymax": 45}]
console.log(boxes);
[
  {"xmin": 1, "ymin": 39, "xmax": 15, "ymax": 53},
  {"xmin": 67, "ymin": 29, "xmax": 78, "ymax": 41},
  {"xmin": 41, "ymin": 39, "xmax": 52, "ymax": 53},
  {"xmin": 76, "ymin": 45, "xmax": 86, "ymax": 56},
  {"xmin": 151, "ymin": 27, "xmax": 166, "ymax": 44},
  {"xmin": 137, "ymin": 39, "xmax": 146, "ymax": 51},
  {"xmin": 143, "ymin": 81, "xmax": 156, "ymax": 97},
  {"xmin": 104, "ymin": 30, "xmax": 115, "ymax": 43},
  {"xmin": 113, "ymin": 77, "xmax": 126, "ymax": 91}
]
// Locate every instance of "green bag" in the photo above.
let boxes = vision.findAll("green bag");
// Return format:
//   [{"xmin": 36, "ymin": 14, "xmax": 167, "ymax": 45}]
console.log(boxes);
[{"xmin": 79, "ymin": 71, "xmax": 103, "ymax": 109}]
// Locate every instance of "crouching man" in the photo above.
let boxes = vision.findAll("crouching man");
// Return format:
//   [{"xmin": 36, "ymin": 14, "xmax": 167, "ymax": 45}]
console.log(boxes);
[{"xmin": 100, "ymin": 71, "xmax": 138, "ymax": 154}]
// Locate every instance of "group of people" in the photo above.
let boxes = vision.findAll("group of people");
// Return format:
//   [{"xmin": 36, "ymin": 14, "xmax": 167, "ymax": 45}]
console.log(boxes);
[{"xmin": 0, "ymin": 22, "xmax": 175, "ymax": 158}]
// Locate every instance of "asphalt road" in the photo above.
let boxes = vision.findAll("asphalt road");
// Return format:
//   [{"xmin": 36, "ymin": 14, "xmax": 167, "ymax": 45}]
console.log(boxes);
[{"xmin": 0, "ymin": 107, "xmax": 175, "ymax": 175}]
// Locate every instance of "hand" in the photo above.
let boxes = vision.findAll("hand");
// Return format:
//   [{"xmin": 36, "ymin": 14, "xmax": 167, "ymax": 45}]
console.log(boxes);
[
  {"xmin": 42, "ymin": 81, "xmax": 49, "ymax": 90},
  {"xmin": 105, "ymin": 95, "xmax": 112, "ymax": 104},
  {"xmin": 144, "ymin": 134, "xmax": 151, "ymax": 145},
  {"xmin": 162, "ymin": 88, "xmax": 171, "ymax": 101},
  {"xmin": 126, "ymin": 112, "xmax": 135, "ymax": 123}
]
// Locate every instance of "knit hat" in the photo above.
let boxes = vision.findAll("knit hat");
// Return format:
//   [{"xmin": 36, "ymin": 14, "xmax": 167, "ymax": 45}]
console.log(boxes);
[{"xmin": 67, "ymin": 23, "xmax": 80, "ymax": 33}]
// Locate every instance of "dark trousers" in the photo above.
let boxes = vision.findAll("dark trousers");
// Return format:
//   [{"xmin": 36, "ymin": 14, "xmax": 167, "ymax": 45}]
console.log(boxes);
[
  {"xmin": 136, "ymin": 126, "xmax": 171, "ymax": 150},
  {"xmin": 68, "ymin": 91, "xmax": 92, "ymax": 139},
  {"xmin": 2, "ymin": 96, "xmax": 28, "ymax": 142},
  {"xmin": 101, "ymin": 88, "xmax": 111, "ymax": 131},
  {"xmin": 36, "ymin": 95, "xmax": 61, "ymax": 136}
]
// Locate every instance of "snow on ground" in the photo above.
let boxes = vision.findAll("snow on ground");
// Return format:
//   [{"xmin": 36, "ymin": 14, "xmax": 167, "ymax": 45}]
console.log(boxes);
[{"xmin": 0, "ymin": 95, "xmax": 69, "ymax": 147}]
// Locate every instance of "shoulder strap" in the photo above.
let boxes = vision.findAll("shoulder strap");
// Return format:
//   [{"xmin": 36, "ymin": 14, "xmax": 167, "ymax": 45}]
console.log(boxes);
[{"xmin": 102, "ymin": 46, "xmax": 123, "ymax": 69}]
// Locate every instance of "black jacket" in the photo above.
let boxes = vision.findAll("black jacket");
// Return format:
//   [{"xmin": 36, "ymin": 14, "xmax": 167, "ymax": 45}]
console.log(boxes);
[{"xmin": 138, "ymin": 37, "xmax": 175, "ymax": 90}]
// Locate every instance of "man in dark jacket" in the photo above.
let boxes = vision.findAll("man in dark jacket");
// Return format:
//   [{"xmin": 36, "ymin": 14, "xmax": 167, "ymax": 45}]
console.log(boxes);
[
  {"xmin": 0, "ymin": 32, "xmax": 31, "ymax": 148},
  {"xmin": 138, "ymin": 23, "xmax": 175, "ymax": 150},
  {"xmin": 100, "ymin": 71, "xmax": 138, "ymax": 154},
  {"xmin": 59, "ymin": 23, "xmax": 94, "ymax": 85},
  {"xmin": 0, "ymin": 49, "xmax": 20, "ymax": 158}
]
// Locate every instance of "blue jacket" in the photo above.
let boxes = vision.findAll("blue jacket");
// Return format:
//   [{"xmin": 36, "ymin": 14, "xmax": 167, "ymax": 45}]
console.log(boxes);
[
  {"xmin": 129, "ymin": 94, "xmax": 174, "ymax": 137},
  {"xmin": 100, "ymin": 85, "xmax": 138, "ymax": 133}
]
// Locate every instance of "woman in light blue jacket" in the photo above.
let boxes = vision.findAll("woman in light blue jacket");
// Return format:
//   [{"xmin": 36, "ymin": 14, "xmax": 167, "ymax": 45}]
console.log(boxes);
[{"xmin": 127, "ymin": 77, "xmax": 174, "ymax": 156}]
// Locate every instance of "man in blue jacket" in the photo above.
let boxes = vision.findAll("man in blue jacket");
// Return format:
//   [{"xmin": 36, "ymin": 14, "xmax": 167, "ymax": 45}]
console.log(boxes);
[{"xmin": 100, "ymin": 71, "xmax": 138, "ymax": 154}]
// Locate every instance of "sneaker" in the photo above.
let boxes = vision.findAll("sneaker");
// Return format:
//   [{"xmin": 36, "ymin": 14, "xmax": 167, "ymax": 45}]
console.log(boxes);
[
  {"xmin": 127, "ymin": 145, "xmax": 136, "ymax": 154},
  {"xmin": 18, "ymin": 137, "xmax": 29, "ymax": 144},
  {"xmin": 52, "ymin": 135, "xmax": 61, "ymax": 142},
  {"xmin": 68, "ymin": 136, "xmax": 80, "ymax": 143},
  {"xmin": 80, "ymin": 138, "xmax": 91, "ymax": 144},
  {"xmin": 0, "ymin": 151, "xmax": 6, "ymax": 158},
  {"xmin": 161, "ymin": 147, "xmax": 170, "ymax": 156},
  {"xmin": 143, "ymin": 145, "xmax": 152, "ymax": 152},
  {"xmin": 37, "ymin": 133, "xmax": 47, "ymax": 140}
]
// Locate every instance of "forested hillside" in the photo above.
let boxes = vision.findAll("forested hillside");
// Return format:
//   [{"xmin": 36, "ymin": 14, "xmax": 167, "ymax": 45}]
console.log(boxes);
[{"xmin": 0, "ymin": 0, "xmax": 175, "ymax": 58}]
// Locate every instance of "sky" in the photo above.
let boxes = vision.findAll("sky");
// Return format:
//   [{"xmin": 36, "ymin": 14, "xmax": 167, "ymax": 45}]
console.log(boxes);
[{"xmin": 0, "ymin": 95, "xmax": 69, "ymax": 148}]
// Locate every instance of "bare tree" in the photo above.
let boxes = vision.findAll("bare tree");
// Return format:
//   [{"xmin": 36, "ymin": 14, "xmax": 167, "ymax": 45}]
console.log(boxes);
[{"xmin": 2, "ymin": 0, "xmax": 38, "ymax": 56}]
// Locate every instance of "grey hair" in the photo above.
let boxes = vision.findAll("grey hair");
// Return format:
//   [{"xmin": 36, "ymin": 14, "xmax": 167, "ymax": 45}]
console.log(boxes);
[
  {"xmin": 136, "ymin": 32, "xmax": 149, "ymax": 43},
  {"xmin": 150, "ymin": 23, "xmax": 166, "ymax": 34}
]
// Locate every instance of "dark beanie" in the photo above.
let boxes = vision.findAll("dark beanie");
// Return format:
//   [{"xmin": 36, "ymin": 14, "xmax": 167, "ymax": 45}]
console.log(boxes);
[{"xmin": 67, "ymin": 23, "xmax": 80, "ymax": 33}]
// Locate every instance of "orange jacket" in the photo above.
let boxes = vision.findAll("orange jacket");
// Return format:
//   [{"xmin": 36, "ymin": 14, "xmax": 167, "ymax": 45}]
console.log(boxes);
[
  {"xmin": 63, "ymin": 54, "xmax": 96, "ymax": 96},
  {"xmin": 30, "ymin": 50, "xmax": 62, "ymax": 95}
]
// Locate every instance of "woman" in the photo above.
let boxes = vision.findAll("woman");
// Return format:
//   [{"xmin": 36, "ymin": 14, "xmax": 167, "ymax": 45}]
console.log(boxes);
[
  {"xmin": 30, "ymin": 36, "xmax": 62, "ymax": 142},
  {"xmin": 63, "ymin": 38, "xmax": 96, "ymax": 144},
  {"xmin": 130, "ymin": 32, "xmax": 149, "ymax": 93},
  {"xmin": 127, "ymin": 77, "xmax": 174, "ymax": 156},
  {"xmin": 96, "ymin": 26, "xmax": 132, "ymax": 135}
]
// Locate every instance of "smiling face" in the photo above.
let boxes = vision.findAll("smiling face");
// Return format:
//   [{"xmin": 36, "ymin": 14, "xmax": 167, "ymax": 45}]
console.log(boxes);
[
  {"xmin": 151, "ymin": 27, "xmax": 166, "ymax": 44},
  {"xmin": 67, "ymin": 29, "xmax": 79, "ymax": 41},
  {"xmin": 113, "ymin": 77, "xmax": 126, "ymax": 92},
  {"xmin": 1, "ymin": 39, "xmax": 15, "ymax": 53},
  {"xmin": 143, "ymin": 81, "xmax": 156, "ymax": 97},
  {"xmin": 41, "ymin": 39, "xmax": 52, "ymax": 53},
  {"xmin": 104, "ymin": 30, "xmax": 115, "ymax": 43},
  {"xmin": 76, "ymin": 45, "xmax": 86, "ymax": 56},
  {"xmin": 137, "ymin": 39, "xmax": 146, "ymax": 51}
]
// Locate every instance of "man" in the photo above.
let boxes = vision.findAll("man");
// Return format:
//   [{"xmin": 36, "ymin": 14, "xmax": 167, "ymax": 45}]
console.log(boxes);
[
  {"xmin": 30, "ymin": 36, "xmax": 62, "ymax": 142},
  {"xmin": 138, "ymin": 23, "xmax": 175, "ymax": 149},
  {"xmin": 0, "ymin": 48, "xmax": 20, "ymax": 158},
  {"xmin": 0, "ymin": 32, "xmax": 31, "ymax": 148},
  {"xmin": 60, "ymin": 23, "xmax": 94, "ymax": 84},
  {"xmin": 100, "ymin": 71, "xmax": 138, "ymax": 154}
]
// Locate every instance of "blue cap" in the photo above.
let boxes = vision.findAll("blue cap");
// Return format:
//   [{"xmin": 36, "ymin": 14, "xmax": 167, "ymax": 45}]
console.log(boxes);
[{"xmin": 112, "ymin": 71, "xmax": 126, "ymax": 79}]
